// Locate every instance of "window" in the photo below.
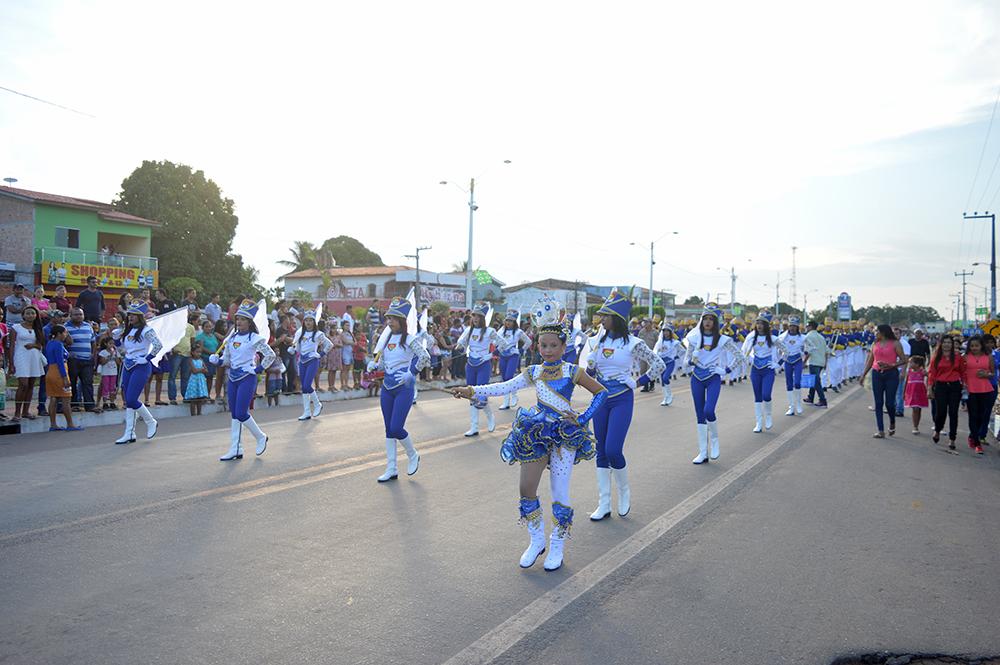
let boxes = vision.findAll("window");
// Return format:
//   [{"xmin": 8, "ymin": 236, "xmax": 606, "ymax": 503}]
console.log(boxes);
[
  {"xmin": 55, "ymin": 227, "xmax": 80, "ymax": 249},
  {"xmin": 367, "ymin": 283, "xmax": 377, "ymax": 297}
]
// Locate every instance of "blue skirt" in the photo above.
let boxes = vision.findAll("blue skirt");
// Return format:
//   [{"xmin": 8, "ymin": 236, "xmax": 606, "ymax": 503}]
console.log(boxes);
[{"xmin": 499, "ymin": 406, "xmax": 597, "ymax": 466}]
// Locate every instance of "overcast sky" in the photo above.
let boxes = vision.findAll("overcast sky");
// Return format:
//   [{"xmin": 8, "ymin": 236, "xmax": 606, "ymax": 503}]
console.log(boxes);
[{"xmin": 3, "ymin": 0, "xmax": 1000, "ymax": 320}]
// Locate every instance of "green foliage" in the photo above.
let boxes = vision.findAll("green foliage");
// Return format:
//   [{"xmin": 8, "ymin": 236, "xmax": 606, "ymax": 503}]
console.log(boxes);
[
  {"xmin": 287, "ymin": 288, "xmax": 315, "ymax": 308},
  {"xmin": 854, "ymin": 304, "xmax": 943, "ymax": 326},
  {"xmin": 429, "ymin": 300, "xmax": 452, "ymax": 318},
  {"xmin": 163, "ymin": 277, "xmax": 205, "ymax": 301},
  {"xmin": 321, "ymin": 236, "xmax": 383, "ymax": 268},
  {"xmin": 683, "ymin": 295, "xmax": 704, "ymax": 305},
  {"xmin": 114, "ymin": 160, "xmax": 258, "ymax": 299}
]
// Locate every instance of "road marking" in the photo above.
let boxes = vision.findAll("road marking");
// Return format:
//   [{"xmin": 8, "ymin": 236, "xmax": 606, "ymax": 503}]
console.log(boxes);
[{"xmin": 442, "ymin": 385, "xmax": 860, "ymax": 665}]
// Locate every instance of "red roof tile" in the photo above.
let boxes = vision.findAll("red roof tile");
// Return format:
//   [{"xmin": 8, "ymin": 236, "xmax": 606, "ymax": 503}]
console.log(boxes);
[
  {"xmin": 282, "ymin": 265, "xmax": 415, "ymax": 279},
  {"xmin": 0, "ymin": 186, "xmax": 161, "ymax": 227}
]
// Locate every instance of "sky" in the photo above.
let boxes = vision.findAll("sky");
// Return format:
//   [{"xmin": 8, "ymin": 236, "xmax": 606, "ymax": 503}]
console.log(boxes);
[{"xmin": 2, "ymin": 0, "xmax": 1000, "ymax": 321}]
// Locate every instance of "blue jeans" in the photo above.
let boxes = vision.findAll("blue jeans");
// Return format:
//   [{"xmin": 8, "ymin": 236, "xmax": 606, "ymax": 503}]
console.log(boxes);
[
  {"xmin": 168, "ymin": 353, "xmax": 191, "ymax": 401},
  {"xmin": 806, "ymin": 365, "xmax": 827, "ymax": 404},
  {"xmin": 68, "ymin": 357, "xmax": 96, "ymax": 410},
  {"xmin": 871, "ymin": 369, "xmax": 899, "ymax": 432},
  {"xmin": 894, "ymin": 368, "xmax": 906, "ymax": 415}
]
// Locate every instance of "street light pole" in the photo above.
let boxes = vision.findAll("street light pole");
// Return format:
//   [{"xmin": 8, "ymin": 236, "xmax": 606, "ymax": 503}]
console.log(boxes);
[
  {"xmin": 404, "ymin": 246, "xmax": 432, "ymax": 309},
  {"xmin": 466, "ymin": 179, "xmax": 475, "ymax": 310},
  {"xmin": 955, "ymin": 269, "xmax": 973, "ymax": 326},
  {"xmin": 631, "ymin": 231, "xmax": 678, "ymax": 321},
  {"xmin": 964, "ymin": 212, "xmax": 996, "ymax": 317}
]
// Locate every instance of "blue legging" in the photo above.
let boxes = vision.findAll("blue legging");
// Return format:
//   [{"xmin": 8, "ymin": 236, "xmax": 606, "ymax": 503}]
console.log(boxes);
[
  {"xmin": 499, "ymin": 354, "xmax": 520, "ymax": 381},
  {"xmin": 120, "ymin": 362, "xmax": 152, "ymax": 409},
  {"xmin": 298, "ymin": 357, "xmax": 320, "ymax": 395},
  {"xmin": 784, "ymin": 358, "xmax": 803, "ymax": 390},
  {"xmin": 871, "ymin": 369, "xmax": 898, "ymax": 432},
  {"xmin": 660, "ymin": 360, "xmax": 676, "ymax": 385},
  {"xmin": 691, "ymin": 374, "xmax": 722, "ymax": 424},
  {"xmin": 466, "ymin": 361, "xmax": 490, "ymax": 386},
  {"xmin": 751, "ymin": 365, "xmax": 775, "ymax": 402},
  {"xmin": 380, "ymin": 381, "xmax": 415, "ymax": 439},
  {"xmin": 592, "ymin": 389, "xmax": 633, "ymax": 469},
  {"xmin": 229, "ymin": 375, "xmax": 257, "ymax": 422}
]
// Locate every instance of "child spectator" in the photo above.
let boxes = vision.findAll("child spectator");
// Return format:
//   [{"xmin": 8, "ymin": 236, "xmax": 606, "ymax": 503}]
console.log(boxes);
[
  {"xmin": 326, "ymin": 319, "xmax": 343, "ymax": 392},
  {"xmin": 903, "ymin": 355, "xmax": 928, "ymax": 435},
  {"xmin": 340, "ymin": 324, "xmax": 355, "ymax": 390},
  {"xmin": 31, "ymin": 286, "xmax": 52, "ymax": 322},
  {"xmin": 361, "ymin": 365, "xmax": 383, "ymax": 397},
  {"xmin": 195, "ymin": 320, "xmax": 223, "ymax": 400},
  {"xmin": 266, "ymin": 355, "xmax": 285, "ymax": 407},
  {"xmin": 97, "ymin": 336, "xmax": 120, "ymax": 411},
  {"xmin": 184, "ymin": 343, "xmax": 210, "ymax": 415},
  {"xmin": 352, "ymin": 328, "xmax": 368, "ymax": 390},
  {"xmin": 44, "ymin": 325, "xmax": 81, "ymax": 431}
]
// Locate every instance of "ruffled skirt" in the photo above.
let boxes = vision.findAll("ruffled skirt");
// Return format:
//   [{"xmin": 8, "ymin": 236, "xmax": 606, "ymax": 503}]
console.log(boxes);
[{"xmin": 500, "ymin": 406, "xmax": 597, "ymax": 466}]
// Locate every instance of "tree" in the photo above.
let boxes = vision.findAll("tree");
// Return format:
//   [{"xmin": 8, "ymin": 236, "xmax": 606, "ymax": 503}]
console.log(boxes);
[
  {"xmin": 278, "ymin": 241, "xmax": 321, "ymax": 272},
  {"xmin": 854, "ymin": 305, "xmax": 943, "ymax": 326},
  {"xmin": 683, "ymin": 295, "xmax": 704, "ymax": 305},
  {"xmin": 115, "ymin": 160, "xmax": 259, "ymax": 299},
  {"xmin": 320, "ymin": 236, "xmax": 382, "ymax": 267}
]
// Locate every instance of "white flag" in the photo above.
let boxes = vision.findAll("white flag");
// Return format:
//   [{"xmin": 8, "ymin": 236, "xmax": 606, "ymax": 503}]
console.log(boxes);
[{"xmin": 147, "ymin": 308, "xmax": 190, "ymax": 365}]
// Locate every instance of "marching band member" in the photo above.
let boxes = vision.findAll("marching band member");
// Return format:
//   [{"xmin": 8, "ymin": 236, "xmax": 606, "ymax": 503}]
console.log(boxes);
[
  {"xmin": 653, "ymin": 322, "xmax": 682, "ymax": 406},
  {"xmin": 211, "ymin": 300, "xmax": 276, "ymax": 461},
  {"xmin": 291, "ymin": 308, "xmax": 332, "ymax": 421},
  {"xmin": 778, "ymin": 315, "xmax": 806, "ymax": 415},
  {"xmin": 741, "ymin": 310, "xmax": 786, "ymax": 433},
  {"xmin": 584, "ymin": 291, "xmax": 665, "ymax": 520},
  {"xmin": 112, "ymin": 301, "xmax": 162, "ymax": 444},
  {"xmin": 456, "ymin": 303, "xmax": 513, "ymax": 436},
  {"xmin": 369, "ymin": 296, "xmax": 431, "ymax": 482},
  {"xmin": 452, "ymin": 299, "xmax": 607, "ymax": 571},
  {"xmin": 685, "ymin": 303, "xmax": 746, "ymax": 464},
  {"xmin": 498, "ymin": 310, "xmax": 531, "ymax": 410}
]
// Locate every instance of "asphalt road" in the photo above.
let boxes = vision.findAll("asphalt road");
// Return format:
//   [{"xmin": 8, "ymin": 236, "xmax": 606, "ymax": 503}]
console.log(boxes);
[{"xmin": 1, "ymin": 378, "xmax": 996, "ymax": 664}]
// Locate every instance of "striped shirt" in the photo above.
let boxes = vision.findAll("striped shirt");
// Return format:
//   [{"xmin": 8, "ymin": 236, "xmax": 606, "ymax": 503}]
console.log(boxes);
[{"xmin": 65, "ymin": 321, "xmax": 97, "ymax": 360}]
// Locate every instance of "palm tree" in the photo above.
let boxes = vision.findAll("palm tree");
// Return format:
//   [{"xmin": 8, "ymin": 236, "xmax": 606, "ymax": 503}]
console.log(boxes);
[
  {"xmin": 278, "ymin": 241, "xmax": 321, "ymax": 272},
  {"xmin": 451, "ymin": 260, "xmax": 481, "ymax": 273}
]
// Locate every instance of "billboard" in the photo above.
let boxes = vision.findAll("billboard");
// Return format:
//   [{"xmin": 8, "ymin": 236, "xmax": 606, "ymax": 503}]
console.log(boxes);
[
  {"xmin": 837, "ymin": 292, "xmax": 852, "ymax": 321},
  {"xmin": 42, "ymin": 261, "xmax": 158, "ymax": 289}
]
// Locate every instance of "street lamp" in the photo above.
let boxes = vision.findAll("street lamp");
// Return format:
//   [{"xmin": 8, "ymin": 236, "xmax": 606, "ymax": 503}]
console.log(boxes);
[
  {"xmin": 404, "ymin": 246, "xmax": 432, "ymax": 309},
  {"xmin": 630, "ymin": 231, "xmax": 679, "ymax": 320},
  {"xmin": 964, "ymin": 211, "xmax": 996, "ymax": 317},
  {"xmin": 440, "ymin": 160, "xmax": 512, "ymax": 309},
  {"xmin": 762, "ymin": 273, "xmax": 793, "ymax": 316},
  {"xmin": 801, "ymin": 288, "xmax": 819, "ymax": 321},
  {"xmin": 715, "ymin": 259, "xmax": 751, "ymax": 314}
]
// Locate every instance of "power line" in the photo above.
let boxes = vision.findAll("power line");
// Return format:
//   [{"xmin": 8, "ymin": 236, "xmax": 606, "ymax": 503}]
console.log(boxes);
[
  {"xmin": 0, "ymin": 84, "xmax": 96, "ymax": 118},
  {"xmin": 965, "ymin": 86, "xmax": 1000, "ymax": 211}
]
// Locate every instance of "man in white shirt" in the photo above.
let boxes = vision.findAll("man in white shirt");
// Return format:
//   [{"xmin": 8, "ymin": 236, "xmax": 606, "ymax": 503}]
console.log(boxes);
[
  {"xmin": 341, "ymin": 307, "xmax": 354, "ymax": 333},
  {"xmin": 203, "ymin": 293, "xmax": 223, "ymax": 324},
  {"xmin": 803, "ymin": 321, "xmax": 829, "ymax": 408}
]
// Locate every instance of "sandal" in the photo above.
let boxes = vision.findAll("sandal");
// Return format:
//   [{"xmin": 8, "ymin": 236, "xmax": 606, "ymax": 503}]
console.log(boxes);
[
  {"xmin": 872, "ymin": 432, "xmax": 885, "ymax": 439},
  {"xmin": 932, "ymin": 431, "xmax": 940, "ymax": 443},
  {"xmin": 911, "ymin": 428, "xmax": 919, "ymax": 435}
]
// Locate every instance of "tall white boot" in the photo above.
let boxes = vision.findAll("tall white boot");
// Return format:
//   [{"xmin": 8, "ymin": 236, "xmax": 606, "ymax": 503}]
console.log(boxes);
[
  {"xmin": 243, "ymin": 416, "xmax": 268, "ymax": 455},
  {"xmin": 377, "ymin": 438, "xmax": 398, "ymax": 482},
  {"xmin": 115, "ymin": 408, "xmax": 137, "ymax": 444},
  {"xmin": 412, "ymin": 384, "xmax": 419, "ymax": 405},
  {"xmin": 136, "ymin": 404, "xmax": 157, "ymax": 439},
  {"xmin": 708, "ymin": 421, "xmax": 720, "ymax": 460},
  {"xmin": 753, "ymin": 403, "xmax": 764, "ymax": 433},
  {"xmin": 519, "ymin": 498, "xmax": 546, "ymax": 568},
  {"xmin": 298, "ymin": 394, "xmax": 312, "ymax": 420},
  {"xmin": 464, "ymin": 405, "xmax": 480, "ymax": 437},
  {"xmin": 660, "ymin": 384, "xmax": 672, "ymax": 406},
  {"xmin": 485, "ymin": 402, "xmax": 496, "ymax": 432},
  {"xmin": 785, "ymin": 391, "xmax": 796, "ymax": 416},
  {"xmin": 590, "ymin": 468, "xmax": 612, "ymax": 521},
  {"xmin": 220, "ymin": 420, "xmax": 243, "ymax": 461},
  {"xmin": 611, "ymin": 467, "xmax": 631, "ymax": 517},
  {"xmin": 499, "ymin": 394, "xmax": 511, "ymax": 411},
  {"xmin": 764, "ymin": 401, "xmax": 773, "ymax": 429},
  {"xmin": 399, "ymin": 435, "xmax": 420, "ymax": 476},
  {"xmin": 311, "ymin": 392, "xmax": 323, "ymax": 417},
  {"xmin": 693, "ymin": 424, "xmax": 709, "ymax": 464},
  {"xmin": 544, "ymin": 502, "xmax": 573, "ymax": 571},
  {"xmin": 795, "ymin": 391, "xmax": 804, "ymax": 414},
  {"xmin": 544, "ymin": 533, "xmax": 566, "ymax": 571},
  {"xmin": 510, "ymin": 393, "xmax": 519, "ymax": 408}
]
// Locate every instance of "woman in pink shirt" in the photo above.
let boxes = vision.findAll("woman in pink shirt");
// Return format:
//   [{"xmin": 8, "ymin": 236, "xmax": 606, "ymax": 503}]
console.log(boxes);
[
  {"xmin": 962, "ymin": 336, "xmax": 995, "ymax": 455},
  {"xmin": 860, "ymin": 324, "xmax": 908, "ymax": 438}
]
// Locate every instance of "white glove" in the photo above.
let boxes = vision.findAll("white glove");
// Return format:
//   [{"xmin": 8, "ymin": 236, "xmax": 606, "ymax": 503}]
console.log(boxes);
[
  {"xmin": 209, "ymin": 353, "xmax": 220, "ymax": 365},
  {"xmin": 366, "ymin": 361, "xmax": 376, "ymax": 372}
]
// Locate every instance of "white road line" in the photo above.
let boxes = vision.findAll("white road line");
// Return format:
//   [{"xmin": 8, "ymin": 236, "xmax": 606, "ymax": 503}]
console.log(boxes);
[{"xmin": 442, "ymin": 385, "xmax": 860, "ymax": 665}]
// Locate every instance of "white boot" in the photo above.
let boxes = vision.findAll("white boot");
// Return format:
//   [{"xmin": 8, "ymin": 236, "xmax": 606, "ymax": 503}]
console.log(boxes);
[
  {"xmin": 377, "ymin": 438, "xmax": 398, "ymax": 482},
  {"xmin": 785, "ymin": 391, "xmax": 796, "ymax": 416},
  {"xmin": 311, "ymin": 392, "xmax": 323, "ymax": 417},
  {"xmin": 660, "ymin": 384, "xmax": 670, "ymax": 406},
  {"xmin": 499, "ymin": 394, "xmax": 511, "ymax": 411},
  {"xmin": 243, "ymin": 416, "xmax": 268, "ymax": 455},
  {"xmin": 298, "ymin": 394, "xmax": 312, "ymax": 420},
  {"xmin": 764, "ymin": 401, "xmax": 773, "ymax": 429},
  {"xmin": 485, "ymin": 403, "xmax": 496, "ymax": 432},
  {"xmin": 412, "ymin": 384, "xmax": 419, "ymax": 405},
  {"xmin": 220, "ymin": 420, "xmax": 243, "ymax": 461},
  {"xmin": 399, "ymin": 435, "xmax": 420, "ymax": 476},
  {"xmin": 708, "ymin": 421, "xmax": 720, "ymax": 460},
  {"xmin": 611, "ymin": 467, "xmax": 631, "ymax": 517},
  {"xmin": 464, "ymin": 405, "xmax": 480, "ymax": 437},
  {"xmin": 511, "ymin": 393, "xmax": 519, "ymax": 408},
  {"xmin": 115, "ymin": 408, "xmax": 137, "ymax": 444},
  {"xmin": 136, "ymin": 404, "xmax": 157, "ymax": 439},
  {"xmin": 753, "ymin": 403, "xmax": 764, "ymax": 433},
  {"xmin": 543, "ymin": 533, "xmax": 565, "ymax": 571},
  {"xmin": 590, "ymin": 468, "xmax": 612, "ymax": 521},
  {"xmin": 693, "ymin": 424, "xmax": 709, "ymax": 464},
  {"xmin": 795, "ymin": 391, "xmax": 804, "ymax": 414},
  {"xmin": 520, "ymin": 517, "xmax": 546, "ymax": 568}
]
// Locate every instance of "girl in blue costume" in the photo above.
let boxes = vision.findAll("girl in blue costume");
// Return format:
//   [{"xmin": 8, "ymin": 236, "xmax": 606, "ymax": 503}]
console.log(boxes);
[
  {"xmin": 211, "ymin": 300, "xmax": 276, "ymax": 461},
  {"xmin": 290, "ymin": 308, "xmax": 332, "ymax": 421},
  {"xmin": 455, "ymin": 303, "xmax": 512, "ymax": 436},
  {"xmin": 452, "ymin": 296, "xmax": 608, "ymax": 571},
  {"xmin": 653, "ymin": 322, "xmax": 683, "ymax": 406},
  {"xmin": 778, "ymin": 315, "xmax": 806, "ymax": 416},
  {"xmin": 741, "ymin": 310, "xmax": 787, "ymax": 433},
  {"xmin": 497, "ymin": 309, "xmax": 531, "ymax": 411},
  {"xmin": 368, "ymin": 296, "xmax": 431, "ymax": 483},
  {"xmin": 112, "ymin": 301, "xmax": 163, "ymax": 444},
  {"xmin": 584, "ymin": 291, "xmax": 665, "ymax": 521},
  {"xmin": 684, "ymin": 303, "xmax": 745, "ymax": 464}
]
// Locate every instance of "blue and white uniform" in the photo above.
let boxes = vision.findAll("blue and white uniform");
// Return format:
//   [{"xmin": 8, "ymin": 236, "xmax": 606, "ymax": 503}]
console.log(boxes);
[
  {"xmin": 112, "ymin": 301, "xmax": 163, "ymax": 444},
  {"xmin": 653, "ymin": 328, "xmax": 682, "ymax": 406},
  {"xmin": 211, "ymin": 300, "xmax": 276, "ymax": 461},
  {"xmin": 292, "ymin": 310, "xmax": 332, "ymax": 420},
  {"xmin": 685, "ymin": 303, "xmax": 746, "ymax": 464},
  {"xmin": 584, "ymin": 291, "xmax": 665, "ymax": 521},
  {"xmin": 741, "ymin": 313, "xmax": 786, "ymax": 433},
  {"xmin": 498, "ymin": 314, "xmax": 531, "ymax": 410},
  {"xmin": 456, "ymin": 302, "xmax": 513, "ymax": 436},
  {"xmin": 778, "ymin": 317, "xmax": 806, "ymax": 415}
]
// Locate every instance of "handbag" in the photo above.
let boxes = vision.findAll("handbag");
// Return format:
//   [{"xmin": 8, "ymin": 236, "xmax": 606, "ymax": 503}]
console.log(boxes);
[{"xmin": 800, "ymin": 373, "xmax": 816, "ymax": 388}]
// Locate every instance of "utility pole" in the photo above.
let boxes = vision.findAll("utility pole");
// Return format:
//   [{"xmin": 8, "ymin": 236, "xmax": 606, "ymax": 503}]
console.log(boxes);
[
  {"xmin": 774, "ymin": 271, "xmax": 781, "ymax": 316},
  {"xmin": 791, "ymin": 246, "xmax": 798, "ymax": 314},
  {"xmin": 963, "ymin": 212, "xmax": 996, "ymax": 317},
  {"xmin": 729, "ymin": 266, "xmax": 737, "ymax": 314},
  {"xmin": 955, "ymin": 269, "xmax": 973, "ymax": 327},
  {"xmin": 405, "ymin": 246, "xmax": 432, "ymax": 309}
]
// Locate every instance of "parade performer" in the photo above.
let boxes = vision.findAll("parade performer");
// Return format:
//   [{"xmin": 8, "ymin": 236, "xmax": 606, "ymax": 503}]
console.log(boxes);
[
  {"xmin": 112, "ymin": 301, "xmax": 162, "ymax": 444},
  {"xmin": 291, "ymin": 307, "xmax": 332, "ymax": 421},
  {"xmin": 211, "ymin": 300, "xmax": 276, "ymax": 461},
  {"xmin": 741, "ymin": 310, "xmax": 786, "ymax": 433},
  {"xmin": 368, "ymin": 295, "xmax": 431, "ymax": 482},
  {"xmin": 451, "ymin": 297, "xmax": 607, "ymax": 571},
  {"xmin": 561, "ymin": 312, "xmax": 587, "ymax": 364},
  {"xmin": 779, "ymin": 316, "xmax": 806, "ymax": 415},
  {"xmin": 498, "ymin": 310, "xmax": 531, "ymax": 410},
  {"xmin": 456, "ymin": 303, "xmax": 512, "ymax": 436},
  {"xmin": 684, "ymin": 303, "xmax": 745, "ymax": 464},
  {"xmin": 583, "ymin": 291, "xmax": 665, "ymax": 520},
  {"xmin": 653, "ymin": 322, "xmax": 682, "ymax": 406}
]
